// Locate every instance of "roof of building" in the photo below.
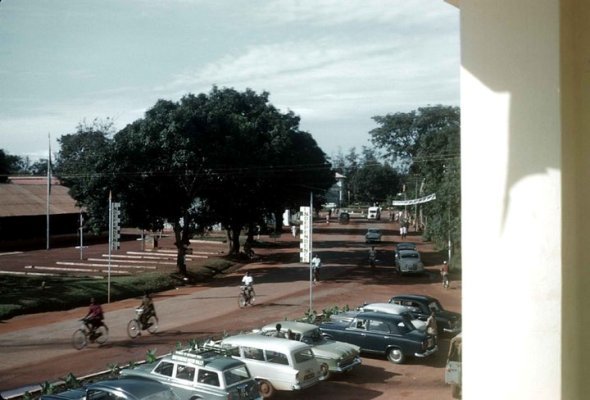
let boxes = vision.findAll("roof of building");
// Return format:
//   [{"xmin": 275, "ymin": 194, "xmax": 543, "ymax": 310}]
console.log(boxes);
[{"xmin": 0, "ymin": 177, "xmax": 80, "ymax": 217}]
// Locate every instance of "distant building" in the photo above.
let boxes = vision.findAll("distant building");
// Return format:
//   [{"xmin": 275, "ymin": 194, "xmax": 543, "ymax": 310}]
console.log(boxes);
[{"xmin": 0, "ymin": 177, "xmax": 80, "ymax": 248}]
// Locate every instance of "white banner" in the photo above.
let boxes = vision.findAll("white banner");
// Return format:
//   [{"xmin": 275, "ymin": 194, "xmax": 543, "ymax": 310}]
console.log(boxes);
[
  {"xmin": 392, "ymin": 193, "xmax": 437, "ymax": 206},
  {"xmin": 299, "ymin": 206, "xmax": 311, "ymax": 263}
]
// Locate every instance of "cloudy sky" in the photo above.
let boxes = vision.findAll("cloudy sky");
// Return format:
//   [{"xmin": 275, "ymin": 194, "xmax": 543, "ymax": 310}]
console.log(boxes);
[{"xmin": 0, "ymin": 0, "xmax": 459, "ymax": 162}]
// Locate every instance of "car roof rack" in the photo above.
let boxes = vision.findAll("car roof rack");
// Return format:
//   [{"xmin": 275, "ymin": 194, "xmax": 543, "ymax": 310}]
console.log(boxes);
[{"xmin": 171, "ymin": 347, "xmax": 222, "ymax": 366}]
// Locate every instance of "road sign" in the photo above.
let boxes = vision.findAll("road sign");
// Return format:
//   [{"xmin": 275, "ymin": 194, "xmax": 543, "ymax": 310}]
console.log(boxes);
[{"xmin": 299, "ymin": 206, "xmax": 311, "ymax": 263}]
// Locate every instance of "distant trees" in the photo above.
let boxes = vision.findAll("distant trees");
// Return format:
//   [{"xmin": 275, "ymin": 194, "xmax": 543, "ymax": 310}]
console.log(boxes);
[
  {"xmin": 55, "ymin": 87, "xmax": 334, "ymax": 275},
  {"xmin": 370, "ymin": 105, "xmax": 460, "ymax": 264}
]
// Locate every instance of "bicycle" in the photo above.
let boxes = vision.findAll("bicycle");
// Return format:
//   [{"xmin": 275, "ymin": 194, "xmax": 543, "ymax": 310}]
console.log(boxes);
[
  {"xmin": 238, "ymin": 285, "xmax": 256, "ymax": 308},
  {"xmin": 72, "ymin": 318, "xmax": 109, "ymax": 350},
  {"xmin": 127, "ymin": 307, "xmax": 159, "ymax": 338}
]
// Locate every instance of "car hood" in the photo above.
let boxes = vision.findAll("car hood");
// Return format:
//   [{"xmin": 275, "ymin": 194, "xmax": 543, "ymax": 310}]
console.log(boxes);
[{"xmin": 313, "ymin": 340, "xmax": 360, "ymax": 359}]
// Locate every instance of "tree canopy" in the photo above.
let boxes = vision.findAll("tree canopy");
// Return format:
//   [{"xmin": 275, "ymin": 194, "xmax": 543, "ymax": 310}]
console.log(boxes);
[
  {"xmin": 55, "ymin": 87, "xmax": 334, "ymax": 274},
  {"xmin": 370, "ymin": 105, "xmax": 461, "ymax": 265}
]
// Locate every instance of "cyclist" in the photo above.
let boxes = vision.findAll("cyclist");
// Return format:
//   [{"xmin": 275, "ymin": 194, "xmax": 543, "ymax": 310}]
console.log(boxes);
[
  {"xmin": 139, "ymin": 292, "xmax": 156, "ymax": 327},
  {"xmin": 241, "ymin": 271, "xmax": 254, "ymax": 302},
  {"xmin": 83, "ymin": 297, "xmax": 104, "ymax": 336}
]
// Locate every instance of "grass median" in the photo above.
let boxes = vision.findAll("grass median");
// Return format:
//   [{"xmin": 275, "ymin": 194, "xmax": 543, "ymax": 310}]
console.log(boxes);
[{"xmin": 0, "ymin": 258, "xmax": 236, "ymax": 321}]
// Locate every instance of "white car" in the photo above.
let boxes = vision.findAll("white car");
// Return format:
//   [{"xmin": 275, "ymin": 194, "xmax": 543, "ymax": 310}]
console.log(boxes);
[
  {"xmin": 204, "ymin": 334, "xmax": 322, "ymax": 398},
  {"xmin": 359, "ymin": 303, "xmax": 427, "ymax": 332}
]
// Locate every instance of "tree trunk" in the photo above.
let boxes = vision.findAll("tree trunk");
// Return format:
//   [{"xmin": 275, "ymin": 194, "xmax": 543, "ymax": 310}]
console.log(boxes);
[
  {"xmin": 226, "ymin": 224, "xmax": 242, "ymax": 255},
  {"xmin": 173, "ymin": 222, "xmax": 188, "ymax": 276}
]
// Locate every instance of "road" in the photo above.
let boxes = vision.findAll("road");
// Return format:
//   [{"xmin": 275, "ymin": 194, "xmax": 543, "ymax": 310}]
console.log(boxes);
[{"xmin": 0, "ymin": 215, "xmax": 461, "ymax": 399}]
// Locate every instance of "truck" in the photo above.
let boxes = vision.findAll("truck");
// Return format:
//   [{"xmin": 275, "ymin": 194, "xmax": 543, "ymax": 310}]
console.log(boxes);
[{"xmin": 367, "ymin": 206, "xmax": 381, "ymax": 220}]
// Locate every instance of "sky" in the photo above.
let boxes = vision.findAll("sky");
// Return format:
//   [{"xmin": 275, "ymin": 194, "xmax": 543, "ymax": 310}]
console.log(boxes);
[{"xmin": 0, "ymin": 0, "xmax": 459, "ymax": 162}]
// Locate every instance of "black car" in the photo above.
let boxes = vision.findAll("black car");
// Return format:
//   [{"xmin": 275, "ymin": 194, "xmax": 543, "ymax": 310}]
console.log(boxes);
[
  {"xmin": 338, "ymin": 212, "xmax": 350, "ymax": 224},
  {"xmin": 389, "ymin": 294, "xmax": 461, "ymax": 335},
  {"xmin": 318, "ymin": 311, "xmax": 437, "ymax": 364}
]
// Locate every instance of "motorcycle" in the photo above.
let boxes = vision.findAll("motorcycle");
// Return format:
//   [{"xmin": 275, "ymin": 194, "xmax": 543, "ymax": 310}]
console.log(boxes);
[
  {"xmin": 127, "ymin": 307, "xmax": 159, "ymax": 338},
  {"xmin": 72, "ymin": 318, "xmax": 109, "ymax": 350},
  {"xmin": 238, "ymin": 285, "xmax": 256, "ymax": 308}
]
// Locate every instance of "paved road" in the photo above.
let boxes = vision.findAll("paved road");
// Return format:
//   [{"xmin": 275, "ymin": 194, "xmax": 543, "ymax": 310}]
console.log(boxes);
[{"xmin": 0, "ymin": 216, "xmax": 461, "ymax": 399}]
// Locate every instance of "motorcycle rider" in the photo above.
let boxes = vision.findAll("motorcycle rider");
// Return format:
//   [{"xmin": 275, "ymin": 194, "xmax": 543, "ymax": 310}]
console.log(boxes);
[{"xmin": 83, "ymin": 297, "xmax": 104, "ymax": 336}]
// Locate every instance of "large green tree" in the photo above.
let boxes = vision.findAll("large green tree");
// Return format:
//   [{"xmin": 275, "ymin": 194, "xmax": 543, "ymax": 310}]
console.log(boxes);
[
  {"xmin": 54, "ymin": 119, "xmax": 115, "ymax": 233},
  {"xmin": 370, "ymin": 105, "xmax": 461, "ymax": 265},
  {"xmin": 109, "ymin": 87, "xmax": 333, "ymax": 273}
]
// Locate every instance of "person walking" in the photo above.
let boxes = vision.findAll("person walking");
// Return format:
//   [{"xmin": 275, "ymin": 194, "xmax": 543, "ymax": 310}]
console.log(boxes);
[
  {"xmin": 311, "ymin": 254, "xmax": 321, "ymax": 283},
  {"xmin": 426, "ymin": 311, "xmax": 438, "ymax": 343},
  {"xmin": 441, "ymin": 261, "xmax": 450, "ymax": 289}
]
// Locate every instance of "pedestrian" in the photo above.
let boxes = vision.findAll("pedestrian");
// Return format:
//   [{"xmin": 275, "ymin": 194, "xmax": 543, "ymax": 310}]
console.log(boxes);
[
  {"xmin": 441, "ymin": 261, "xmax": 450, "ymax": 288},
  {"xmin": 311, "ymin": 254, "xmax": 321, "ymax": 282},
  {"xmin": 291, "ymin": 225, "xmax": 298, "ymax": 237},
  {"xmin": 426, "ymin": 310, "xmax": 438, "ymax": 341}
]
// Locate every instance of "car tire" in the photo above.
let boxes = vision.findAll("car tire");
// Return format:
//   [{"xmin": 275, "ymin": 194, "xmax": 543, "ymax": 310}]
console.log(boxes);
[
  {"xmin": 386, "ymin": 347, "xmax": 405, "ymax": 364},
  {"xmin": 319, "ymin": 362, "xmax": 331, "ymax": 380},
  {"xmin": 257, "ymin": 379, "xmax": 275, "ymax": 398}
]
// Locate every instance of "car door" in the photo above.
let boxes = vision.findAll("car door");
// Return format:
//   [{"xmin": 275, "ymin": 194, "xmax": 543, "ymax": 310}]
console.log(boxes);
[
  {"xmin": 342, "ymin": 317, "xmax": 370, "ymax": 348},
  {"xmin": 363, "ymin": 318, "xmax": 394, "ymax": 353}
]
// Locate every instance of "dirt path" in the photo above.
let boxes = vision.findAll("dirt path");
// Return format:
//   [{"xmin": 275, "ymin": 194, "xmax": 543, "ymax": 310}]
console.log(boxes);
[{"xmin": 0, "ymin": 216, "xmax": 461, "ymax": 399}]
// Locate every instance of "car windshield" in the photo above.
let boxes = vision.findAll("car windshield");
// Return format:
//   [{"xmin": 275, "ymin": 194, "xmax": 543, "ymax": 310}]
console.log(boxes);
[
  {"xmin": 300, "ymin": 328, "xmax": 327, "ymax": 345},
  {"xmin": 293, "ymin": 348, "xmax": 315, "ymax": 363},
  {"xmin": 401, "ymin": 253, "xmax": 419, "ymax": 259},
  {"xmin": 224, "ymin": 365, "xmax": 251, "ymax": 386},
  {"xmin": 428, "ymin": 301, "xmax": 443, "ymax": 312}
]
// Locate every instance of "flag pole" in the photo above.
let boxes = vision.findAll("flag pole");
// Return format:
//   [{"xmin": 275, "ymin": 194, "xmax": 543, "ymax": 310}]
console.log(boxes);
[{"xmin": 46, "ymin": 133, "xmax": 51, "ymax": 250}]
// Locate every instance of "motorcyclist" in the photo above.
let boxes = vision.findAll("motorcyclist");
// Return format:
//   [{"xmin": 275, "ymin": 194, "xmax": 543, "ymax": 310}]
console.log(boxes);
[{"xmin": 83, "ymin": 297, "xmax": 104, "ymax": 335}]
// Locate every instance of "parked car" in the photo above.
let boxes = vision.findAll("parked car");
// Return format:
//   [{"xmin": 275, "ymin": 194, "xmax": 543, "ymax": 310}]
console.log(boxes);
[
  {"xmin": 395, "ymin": 242, "xmax": 417, "ymax": 252},
  {"xmin": 389, "ymin": 294, "xmax": 461, "ymax": 335},
  {"xmin": 41, "ymin": 378, "xmax": 180, "ymax": 400},
  {"xmin": 318, "ymin": 311, "xmax": 437, "ymax": 364},
  {"xmin": 256, "ymin": 320, "xmax": 361, "ymax": 379},
  {"xmin": 394, "ymin": 249, "xmax": 425, "ymax": 274},
  {"xmin": 204, "ymin": 334, "xmax": 322, "ymax": 398},
  {"xmin": 120, "ymin": 348, "xmax": 261, "ymax": 400},
  {"xmin": 365, "ymin": 228, "xmax": 382, "ymax": 243},
  {"xmin": 367, "ymin": 206, "xmax": 381, "ymax": 220},
  {"xmin": 338, "ymin": 212, "xmax": 350, "ymax": 224},
  {"xmin": 359, "ymin": 303, "xmax": 427, "ymax": 332}
]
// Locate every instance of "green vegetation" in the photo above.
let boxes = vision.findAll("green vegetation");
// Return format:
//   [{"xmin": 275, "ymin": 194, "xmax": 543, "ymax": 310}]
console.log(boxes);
[{"xmin": 0, "ymin": 259, "xmax": 235, "ymax": 320}]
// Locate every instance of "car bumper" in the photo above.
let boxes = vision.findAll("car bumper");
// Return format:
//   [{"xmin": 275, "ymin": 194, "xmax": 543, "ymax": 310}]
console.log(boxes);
[
  {"xmin": 414, "ymin": 345, "xmax": 438, "ymax": 358},
  {"xmin": 333, "ymin": 356, "xmax": 362, "ymax": 373}
]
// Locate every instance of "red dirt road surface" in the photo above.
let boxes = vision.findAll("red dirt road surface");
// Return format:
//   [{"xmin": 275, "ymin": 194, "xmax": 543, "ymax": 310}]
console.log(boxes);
[{"xmin": 0, "ymin": 215, "xmax": 461, "ymax": 400}]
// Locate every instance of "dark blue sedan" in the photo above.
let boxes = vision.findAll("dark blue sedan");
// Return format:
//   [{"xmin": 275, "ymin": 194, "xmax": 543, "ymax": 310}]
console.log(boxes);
[{"xmin": 319, "ymin": 311, "xmax": 437, "ymax": 364}]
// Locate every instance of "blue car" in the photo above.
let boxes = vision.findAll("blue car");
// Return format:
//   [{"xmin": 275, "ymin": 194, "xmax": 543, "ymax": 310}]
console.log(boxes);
[
  {"xmin": 41, "ymin": 378, "xmax": 179, "ymax": 400},
  {"xmin": 319, "ymin": 311, "xmax": 437, "ymax": 364}
]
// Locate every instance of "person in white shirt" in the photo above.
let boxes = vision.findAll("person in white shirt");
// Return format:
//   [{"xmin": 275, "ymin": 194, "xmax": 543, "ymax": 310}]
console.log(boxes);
[{"xmin": 311, "ymin": 254, "xmax": 321, "ymax": 282}]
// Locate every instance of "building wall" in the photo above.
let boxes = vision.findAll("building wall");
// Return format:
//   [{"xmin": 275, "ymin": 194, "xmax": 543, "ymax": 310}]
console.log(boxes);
[{"xmin": 460, "ymin": 1, "xmax": 562, "ymax": 399}]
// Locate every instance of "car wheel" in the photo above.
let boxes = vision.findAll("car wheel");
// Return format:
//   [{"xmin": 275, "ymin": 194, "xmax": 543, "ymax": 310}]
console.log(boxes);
[
  {"xmin": 386, "ymin": 347, "xmax": 405, "ymax": 364},
  {"xmin": 72, "ymin": 329, "xmax": 87, "ymax": 350},
  {"xmin": 257, "ymin": 379, "xmax": 275, "ymax": 398},
  {"xmin": 319, "ymin": 362, "xmax": 331, "ymax": 380},
  {"xmin": 147, "ymin": 316, "xmax": 159, "ymax": 334}
]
